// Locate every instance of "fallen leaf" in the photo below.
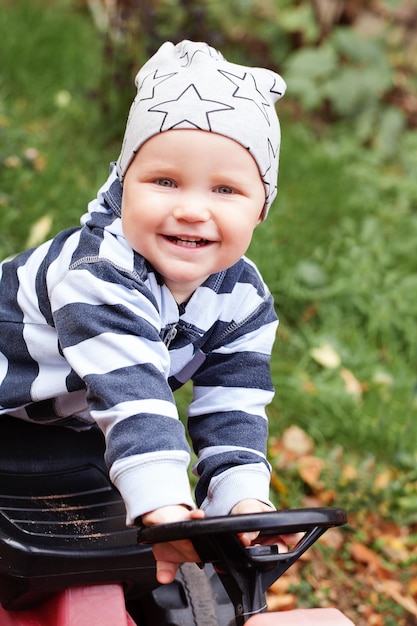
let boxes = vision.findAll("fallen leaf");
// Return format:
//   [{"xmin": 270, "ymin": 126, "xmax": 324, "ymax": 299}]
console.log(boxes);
[
  {"xmin": 302, "ymin": 380, "xmax": 317, "ymax": 395},
  {"xmin": 342, "ymin": 464, "xmax": 358, "ymax": 480},
  {"xmin": 4, "ymin": 155, "xmax": 22, "ymax": 168},
  {"xmin": 319, "ymin": 527, "xmax": 344, "ymax": 551},
  {"xmin": 378, "ymin": 580, "xmax": 417, "ymax": 618},
  {"xmin": 310, "ymin": 343, "xmax": 341, "ymax": 369},
  {"xmin": 407, "ymin": 578, "xmax": 417, "ymax": 598},
  {"xmin": 350, "ymin": 542, "xmax": 381, "ymax": 567},
  {"xmin": 301, "ymin": 303, "xmax": 317, "ymax": 323},
  {"xmin": 282, "ymin": 425, "xmax": 314, "ymax": 456},
  {"xmin": 316, "ymin": 489, "xmax": 337, "ymax": 504},
  {"xmin": 340, "ymin": 368, "xmax": 364, "ymax": 397},
  {"xmin": 26, "ymin": 215, "xmax": 53, "ymax": 248},
  {"xmin": 270, "ymin": 472, "xmax": 289, "ymax": 495},
  {"xmin": 297, "ymin": 456, "xmax": 325, "ymax": 488},
  {"xmin": 266, "ymin": 592, "xmax": 296, "ymax": 611},
  {"xmin": 374, "ymin": 469, "xmax": 393, "ymax": 490},
  {"xmin": 301, "ymin": 495, "xmax": 324, "ymax": 508},
  {"xmin": 268, "ymin": 571, "xmax": 300, "ymax": 595},
  {"xmin": 372, "ymin": 371, "xmax": 394, "ymax": 387},
  {"xmin": 379, "ymin": 536, "xmax": 409, "ymax": 563}
]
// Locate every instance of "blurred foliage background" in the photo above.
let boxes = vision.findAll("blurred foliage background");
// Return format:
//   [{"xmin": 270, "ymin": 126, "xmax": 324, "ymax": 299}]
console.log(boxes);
[
  {"xmin": 1, "ymin": 2, "xmax": 417, "ymax": 622},
  {"xmin": 1, "ymin": 0, "xmax": 416, "ymax": 482}
]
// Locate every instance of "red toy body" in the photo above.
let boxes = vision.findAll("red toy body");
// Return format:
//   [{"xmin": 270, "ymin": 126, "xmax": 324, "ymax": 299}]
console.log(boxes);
[{"xmin": 0, "ymin": 588, "xmax": 354, "ymax": 626}]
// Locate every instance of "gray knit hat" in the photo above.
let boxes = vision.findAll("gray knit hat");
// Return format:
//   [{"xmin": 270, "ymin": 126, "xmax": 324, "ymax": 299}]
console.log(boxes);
[{"xmin": 117, "ymin": 40, "xmax": 286, "ymax": 218}]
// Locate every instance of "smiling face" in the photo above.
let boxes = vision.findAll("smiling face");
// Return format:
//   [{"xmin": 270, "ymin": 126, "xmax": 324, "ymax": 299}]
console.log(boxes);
[{"xmin": 121, "ymin": 129, "xmax": 266, "ymax": 303}]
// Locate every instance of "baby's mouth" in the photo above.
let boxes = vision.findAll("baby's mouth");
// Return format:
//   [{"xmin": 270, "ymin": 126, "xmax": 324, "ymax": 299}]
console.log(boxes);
[{"xmin": 165, "ymin": 235, "xmax": 211, "ymax": 248}]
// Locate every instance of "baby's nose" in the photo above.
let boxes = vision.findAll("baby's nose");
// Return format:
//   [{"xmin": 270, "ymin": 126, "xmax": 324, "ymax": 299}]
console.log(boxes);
[{"xmin": 173, "ymin": 200, "xmax": 210, "ymax": 222}]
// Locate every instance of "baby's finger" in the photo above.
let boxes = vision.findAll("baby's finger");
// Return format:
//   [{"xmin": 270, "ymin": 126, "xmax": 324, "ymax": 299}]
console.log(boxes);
[
  {"xmin": 239, "ymin": 530, "xmax": 260, "ymax": 546},
  {"xmin": 189, "ymin": 509, "xmax": 206, "ymax": 520},
  {"xmin": 156, "ymin": 559, "xmax": 178, "ymax": 584},
  {"xmin": 256, "ymin": 532, "xmax": 304, "ymax": 550}
]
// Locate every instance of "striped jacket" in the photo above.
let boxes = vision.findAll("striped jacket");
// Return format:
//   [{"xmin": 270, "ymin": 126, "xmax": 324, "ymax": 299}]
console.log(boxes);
[{"xmin": 0, "ymin": 167, "xmax": 278, "ymax": 523}]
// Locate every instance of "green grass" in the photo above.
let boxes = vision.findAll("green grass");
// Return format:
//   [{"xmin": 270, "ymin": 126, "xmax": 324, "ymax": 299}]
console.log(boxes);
[
  {"xmin": 1, "ymin": 0, "xmax": 416, "ymax": 469},
  {"xmin": 0, "ymin": 0, "xmax": 116, "ymax": 254},
  {"xmin": 248, "ymin": 120, "xmax": 417, "ymax": 463}
]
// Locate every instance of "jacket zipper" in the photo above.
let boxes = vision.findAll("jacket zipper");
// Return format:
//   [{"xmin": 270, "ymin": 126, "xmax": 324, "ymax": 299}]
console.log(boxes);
[{"xmin": 163, "ymin": 325, "xmax": 178, "ymax": 347}]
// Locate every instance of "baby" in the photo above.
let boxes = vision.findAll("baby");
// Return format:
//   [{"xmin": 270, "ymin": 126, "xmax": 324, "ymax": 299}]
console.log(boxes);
[{"xmin": 0, "ymin": 40, "xmax": 287, "ymax": 583}]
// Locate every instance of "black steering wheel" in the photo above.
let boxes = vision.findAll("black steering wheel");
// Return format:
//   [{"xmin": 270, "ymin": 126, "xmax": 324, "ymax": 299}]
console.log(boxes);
[
  {"xmin": 138, "ymin": 507, "xmax": 347, "ymax": 626},
  {"xmin": 138, "ymin": 507, "xmax": 345, "ymax": 545},
  {"xmin": 138, "ymin": 507, "xmax": 347, "ymax": 569},
  {"xmin": 137, "ymin": 508, "xmax": 347, "ymax": 624}
]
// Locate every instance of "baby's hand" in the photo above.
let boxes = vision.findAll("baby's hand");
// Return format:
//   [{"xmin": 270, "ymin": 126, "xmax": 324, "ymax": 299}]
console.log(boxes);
[
  {"xmin": 141, "ymin": 505, "xmax": 205, "ymax": 585},
  {"xmin": 230, "ymin": 499, "xmax": 302, "ymax": 552}
]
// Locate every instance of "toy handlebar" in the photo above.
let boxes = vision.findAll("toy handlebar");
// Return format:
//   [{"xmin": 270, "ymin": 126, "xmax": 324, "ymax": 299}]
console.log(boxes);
[
  {"xmin": 137, "ymin": 507, "xmax": 346, "ymax": 546},
  {"xmin": 138, "ymin": 508, "xmax": 347, "ymax": 624}
]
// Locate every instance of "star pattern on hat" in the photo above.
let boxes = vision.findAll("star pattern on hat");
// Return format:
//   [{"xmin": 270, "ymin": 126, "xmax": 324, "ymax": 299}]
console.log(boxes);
[
  {"xmin": 262, "ymin": 138, "xmax": 279, "ymax": 204},
  {"xmin": 270, "ymin": 76, "xmax": 285, "ymax": 98},
  {"xmin": 219, "ymin": 70, "xmax": 271, "ymax": 124},
  {"xmin": 137, "ymin": 69, "xmax": 178, "ymax": 101},
  {"xmin": 148, "ymin": 84, "xmax": 234, "ymax": 132},
  {"xmin": 178, "ymin": 41, "xmax": 222, "ymax": 67},
  {"xmin": 125, "ymin": 70, "xmax": 179, "ymax": 126}
]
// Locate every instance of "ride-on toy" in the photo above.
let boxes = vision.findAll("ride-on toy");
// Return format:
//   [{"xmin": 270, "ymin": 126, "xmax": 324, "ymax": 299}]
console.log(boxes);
[{"xmin": 0, "ymin": 415, "xmax": 353, "ymax": 625}]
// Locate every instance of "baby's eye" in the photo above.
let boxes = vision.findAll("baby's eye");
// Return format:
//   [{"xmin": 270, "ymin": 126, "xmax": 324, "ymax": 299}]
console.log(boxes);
[
  {"xmin": 155, "ymin": 178, "xmax": 176, "ymax": 187},
  {"xmin": 215, "ymin": 185, "xmax": 234, "ymax": 194}
]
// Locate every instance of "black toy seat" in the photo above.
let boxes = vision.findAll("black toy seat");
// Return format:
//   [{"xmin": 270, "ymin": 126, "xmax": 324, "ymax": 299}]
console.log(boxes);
[{"xmin": 0, "ymin": 415, "xmax": 156, "ymax": 610}]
